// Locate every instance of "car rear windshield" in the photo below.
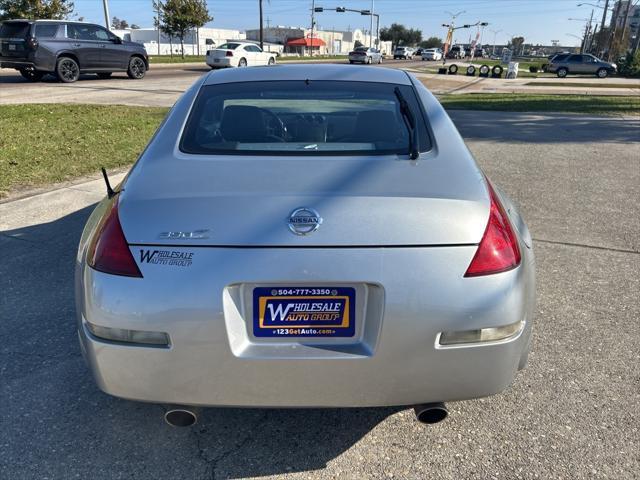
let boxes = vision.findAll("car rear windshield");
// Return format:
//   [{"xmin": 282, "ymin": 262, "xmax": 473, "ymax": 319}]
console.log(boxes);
[
  {"xmin": 0, "ymin": 22, "xmax": 30, "ymax": 38},
  {"xmin": 180, "ymin": 80, "xmax": 430, "ymax": 156},
  {"xmin": 218, "ymin": 43, "xmax": 240, "ymax": 50}
]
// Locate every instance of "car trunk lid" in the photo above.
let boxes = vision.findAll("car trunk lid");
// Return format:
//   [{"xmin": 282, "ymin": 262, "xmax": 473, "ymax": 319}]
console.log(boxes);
[{"xmin": 119, "ymin": 155, "xmax": 489, "ymax": 247}]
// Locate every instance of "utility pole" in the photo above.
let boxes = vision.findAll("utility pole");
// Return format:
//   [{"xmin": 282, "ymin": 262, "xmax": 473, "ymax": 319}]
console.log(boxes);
[
  {"xmin": 259, "ymin": 0, "xmax": 264, "ymax": 50},
  {"xmin": 310, "ymin": 0, "xmax": 315, "ymax": 57},
  {"xmin": 581, "ymin": 9, "xmax": 594, "ymax": 53},
  {"xmin": 598, "ymin": 0, "xmax": 610, "ymax": 54},
  {"xmin": 102, "ymin": 0, "xmax": 111, "ymax": 30},
  {"xmin": 490, "ymin": 29, "xmax": 502, "ymax": 56}
]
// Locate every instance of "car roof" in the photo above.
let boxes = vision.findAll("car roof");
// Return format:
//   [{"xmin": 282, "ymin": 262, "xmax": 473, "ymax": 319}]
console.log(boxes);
[
  {"xmin": 203, "ymin": 64, "xmax": 413, "ymax": 86},
  {"xmin": 1, "ymin": 19, "xmax": 96, "ymax": 24}
]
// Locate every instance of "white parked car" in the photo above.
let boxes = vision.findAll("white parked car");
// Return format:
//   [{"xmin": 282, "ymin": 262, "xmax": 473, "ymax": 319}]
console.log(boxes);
[
  {"xmin": 206, "ymin": 41, "xmax": 276, "ymax": 69},
  {"xmin": 421, "ymin": 48, "xmax": 443, "ymax": 61}
]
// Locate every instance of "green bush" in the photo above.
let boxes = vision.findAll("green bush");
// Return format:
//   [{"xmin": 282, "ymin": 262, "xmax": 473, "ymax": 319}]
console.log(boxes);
[{"xmin": 618, "ymin": 50, "xmax": 640, "ymax": 77}]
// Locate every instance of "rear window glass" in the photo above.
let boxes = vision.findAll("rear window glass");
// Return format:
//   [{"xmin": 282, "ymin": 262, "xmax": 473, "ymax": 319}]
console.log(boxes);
[
  {"xmin": 0, "ymin": 22, "xmax": 30, "ymax": 38},
  {"xmin": 34, "ymin": 24, "xmax": 60, "ymax": 38},
  {"xmin": 552, "ymin": 54, "xmax": 569, "ymax": 62},
  {"xmin": 218, "ymin": 43, "xmax": 240, "ymax": 50},
  {"xmin": 180, "ymin": 80, "xmax": 430, "ymax": 156}
]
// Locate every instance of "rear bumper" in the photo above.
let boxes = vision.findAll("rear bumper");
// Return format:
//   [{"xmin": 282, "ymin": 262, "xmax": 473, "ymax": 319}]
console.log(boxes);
[
  {"xmin": 206, "ymin": 57, "xmax": 234, "ymax": 68},
  {"xmin": 77, "ymin": 245, "xmax": 535, "ymax": 407},
  {"xmin": 0, "ymin": 59, "xmax": 34, "ymax": 69}
]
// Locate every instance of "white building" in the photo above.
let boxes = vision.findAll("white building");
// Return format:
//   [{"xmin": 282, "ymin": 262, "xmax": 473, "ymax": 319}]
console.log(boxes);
[{"xmin": 113, "ymin": 27, "xmax": 246, "ymax": 56}]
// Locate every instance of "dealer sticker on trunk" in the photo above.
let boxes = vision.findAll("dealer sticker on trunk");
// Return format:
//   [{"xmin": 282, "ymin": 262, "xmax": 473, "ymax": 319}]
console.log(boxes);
[{"xmin": 253, "ymin": 287, "xmax": 355, "ymax": 338}]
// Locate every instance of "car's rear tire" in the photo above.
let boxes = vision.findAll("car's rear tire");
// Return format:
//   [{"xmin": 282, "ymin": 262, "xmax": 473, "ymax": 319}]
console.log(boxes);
[
  {"xmin": 127, "ymin": 56, "xmax": 146, "ymax": 79},
  {"xmin": 268, "ymin": 57, "xmax": 275, "ymax": 65},
  {"xmin": 367, "ymin": 56, "xmax": 372, "ymax": 64},
  {"xmin": 56, "ymin": 57, "xmax": 80, "ymax": 83},
  {"xmin": 96, "ymin": 72, "xmax": 112, "ymax": 79},
  {"xmin": 557, "ymin": 67, "xmax": 568, "ymax": 78},
  {"xmin": 596, "ymin": 68, "xmax": 608, "ymax": 78},
  {"xmin": 378, "ymin": 56, "xmax": 382, "ymax": 64},
  {"xmin": 349, "ymin": 60, "xmax": 354, "ymax": 64},
  {"xmin": 238, "ymin": 58, "xmax": 247, "ymax": 67},
  {"xmin": 19, "ymin": 68, "xmax": 44, "ymax": 82}
]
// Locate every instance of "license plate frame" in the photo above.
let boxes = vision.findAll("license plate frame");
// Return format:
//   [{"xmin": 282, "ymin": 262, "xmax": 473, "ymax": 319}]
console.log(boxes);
[{"xmin": 253, "ymin": 287, "xmax": 356, "ymax": 338}]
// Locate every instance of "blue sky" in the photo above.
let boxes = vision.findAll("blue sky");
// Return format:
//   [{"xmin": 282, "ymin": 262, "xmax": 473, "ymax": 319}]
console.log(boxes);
[{"xmin": 71, "ymin": 0, "xmax": 605, "ymax": 46}]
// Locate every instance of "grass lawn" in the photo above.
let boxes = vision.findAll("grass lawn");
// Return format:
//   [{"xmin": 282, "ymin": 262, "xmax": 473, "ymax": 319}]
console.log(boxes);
[
  {"xmin": 149, "ymin": 55, "xmax": 206, "ymax": 63},
  {"xmin": 0, "ymin": 104, "xmax": 168, "ymax": 197},
  {"xmin": 437, "ymin": 93, "xmax": 640, "ymax": 115}
]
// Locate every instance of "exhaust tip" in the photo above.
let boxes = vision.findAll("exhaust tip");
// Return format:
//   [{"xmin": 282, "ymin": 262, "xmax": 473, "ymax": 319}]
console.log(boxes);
[
  {"xmin": 414, "ymin": 403, "xmax": 448, "ymax": 424},
  {"xmin": 164, "ymin": 407, "xmax": 198, "ymax": 427}
]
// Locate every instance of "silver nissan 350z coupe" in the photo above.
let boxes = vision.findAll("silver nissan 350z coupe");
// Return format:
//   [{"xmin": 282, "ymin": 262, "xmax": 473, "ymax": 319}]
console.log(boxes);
[{"xmin": 76, "ymin": 64, "xmax": 535, "ymax": 426}]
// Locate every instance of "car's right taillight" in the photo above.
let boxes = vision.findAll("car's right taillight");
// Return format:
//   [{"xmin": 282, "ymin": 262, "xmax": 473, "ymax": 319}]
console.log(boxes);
[
  {"xmin": 464, "ymin": 180, "xmax": 521, "ymax": 277},
  {"xmin": 226, "ymin": 50, "xmax": 233, "ymax": 57},
  {"xmin": 87, "ymin": 199, "xmax": 142, "ymax": 278}
]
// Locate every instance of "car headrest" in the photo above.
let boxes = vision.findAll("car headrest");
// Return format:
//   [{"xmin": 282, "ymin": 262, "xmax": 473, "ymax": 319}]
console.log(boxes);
[
  {"xmin": 354, "ymin": 109, "xmax": 402, "ymax": 144},
  {"xmin": 220, "ymin": 105, "xmax": 267, "ymax": 142}
]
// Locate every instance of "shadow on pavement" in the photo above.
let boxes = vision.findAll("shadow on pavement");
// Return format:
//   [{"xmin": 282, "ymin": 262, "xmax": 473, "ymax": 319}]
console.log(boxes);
[
  {"xmin": 0, "ymin": 72, "xmax": 131, "ymax": 84},
  {"xmin": 448, "ymin": 110, "xmax": 640, "ymax": 144},
  {"xmin": 0, "ymin": 205, "xmax": 396, "ymax": 479}
]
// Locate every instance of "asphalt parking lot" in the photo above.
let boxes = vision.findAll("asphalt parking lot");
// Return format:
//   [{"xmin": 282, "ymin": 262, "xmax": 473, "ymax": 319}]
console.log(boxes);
[{"xmin": 1, "ymin": 108, "xmax": 639, "ymax": 479}]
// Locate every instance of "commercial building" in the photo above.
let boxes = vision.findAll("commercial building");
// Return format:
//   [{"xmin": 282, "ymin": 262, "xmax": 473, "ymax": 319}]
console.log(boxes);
[{"xmin": 112, "ymin": 27, "xmax": 246, "ymax": 56}]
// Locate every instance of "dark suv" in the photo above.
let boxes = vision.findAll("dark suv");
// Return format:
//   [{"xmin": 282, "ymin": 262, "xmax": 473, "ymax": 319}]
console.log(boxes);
[{"xmin": 0, "ymin": 19, "xmax": 148, "ymax": 82}]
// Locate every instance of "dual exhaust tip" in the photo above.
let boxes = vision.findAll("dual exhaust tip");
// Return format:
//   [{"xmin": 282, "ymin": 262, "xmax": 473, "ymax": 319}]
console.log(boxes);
[{"xmin": 164, "ymin": 402, "xmax": 448, "ymax": 427}]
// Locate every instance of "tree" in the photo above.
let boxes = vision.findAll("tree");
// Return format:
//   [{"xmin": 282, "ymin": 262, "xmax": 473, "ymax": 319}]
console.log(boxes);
[
  {"xmin": 354, "ymin": 40, "xmax": 363, "ymax": 48},
  {"xmin": 155, "ymin": 0, "xmax": 212, "ymax": 58},
  {"xmin": 111, "ymin": 17, "xmax": 129, "ymax": 29},
  {"xmin": 509, "ymin": 36, "xmax": 525, "ymax": 54},
  {"xmin": 0, "ymin": 0, "xmax": 73, "ymax": 21},
  {"xmin": 419, "ymin": 36, "xmax": 442, "ymax": 49},
  {"xmin": 380, "ymin": 23, "xmax": 422, "ymax": 47}
]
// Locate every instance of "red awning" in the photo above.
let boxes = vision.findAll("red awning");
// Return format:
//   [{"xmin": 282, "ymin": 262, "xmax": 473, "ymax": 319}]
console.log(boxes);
[{"xmin": 286, "ymin": 37, "xmax": 326, "ymax": 47}]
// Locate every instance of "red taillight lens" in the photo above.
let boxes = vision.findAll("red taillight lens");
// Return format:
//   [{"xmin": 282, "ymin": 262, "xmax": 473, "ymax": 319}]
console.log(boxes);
[
  {"xmin": 226, "ymin": 50, "xmax": 233, "ymax": 57},
  {"xmin": 464, "ymin": 181, "xmax": 521, "ymax": 277},
  {"xmin": 87, "ymin": 200, "xmax": 142, "ymax": 277}
]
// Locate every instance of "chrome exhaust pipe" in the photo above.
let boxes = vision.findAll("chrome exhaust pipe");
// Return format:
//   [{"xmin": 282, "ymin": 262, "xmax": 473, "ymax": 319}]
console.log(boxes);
[
  {"xmin": 164, "ymin": 406, "xmax": 199, "ymax": 427},
  {"xmin": 414, "ymin": 402, "xmax": 448, "ymax": 424}
]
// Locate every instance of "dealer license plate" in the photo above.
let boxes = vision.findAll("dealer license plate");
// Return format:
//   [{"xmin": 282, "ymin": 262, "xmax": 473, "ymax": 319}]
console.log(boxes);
[{"xmin": 253, "ymin": 287, "xmax": 356, "ymax": 338}]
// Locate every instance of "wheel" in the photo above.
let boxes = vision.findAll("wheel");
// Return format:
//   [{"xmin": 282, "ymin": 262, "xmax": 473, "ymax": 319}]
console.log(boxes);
[
  {"xmin": 367, "ymin": 56, "xmax": 372, "ymax": 64},
  {"xmin": 557, "ymin": 67, "xmax": 568, "ymax": 78},
  {"xmin": 19, "ymin": 68, "xmax": 44, "ymax": 82},
  {"xmin": 56, "ymin": 57, "xmax": 80, "ymax": 83},
  {"xmin": 596, "ymin": 68, "xmax": 608, "ymax": 78},
  {"xmin": 127, "ymin": 56, "xmax": 146, "ymax": 79},
  {"xmin": 96, "ymin": 72, "xmax": 112, "ymax": 79},
  {"xmin": 378, "ymin": 56, "xmax": 382, "ymax": 64},
  {"xmin": 238, "ymin": 57, "xmax": 247, "ymax": 67},
  {"xmin": 268, "ymin": 57, "xmax": 275, "ymax": 66}
]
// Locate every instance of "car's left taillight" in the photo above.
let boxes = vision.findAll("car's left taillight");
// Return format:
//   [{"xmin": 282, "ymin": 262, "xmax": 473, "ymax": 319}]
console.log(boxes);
[
  {"xmin": 87, "ymin": 199, "xmax": 142, "ymax": 277},
  {"xmin": 464, "ymin": 180, "xmax": 521, "ymax": 277}
]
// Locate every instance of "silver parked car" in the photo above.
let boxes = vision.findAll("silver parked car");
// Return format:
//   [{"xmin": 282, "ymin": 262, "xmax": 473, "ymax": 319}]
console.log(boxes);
[
  {"xmin": 547, "ymin": 53, "xmax": 616, "ymax": 78},
  {"xmin": 348, "ymin": 46, "xmax": 382, "ymax": 64},
  {"xmin": 76, "ymin": 65, "xmax": 535, "ymax": 427}
]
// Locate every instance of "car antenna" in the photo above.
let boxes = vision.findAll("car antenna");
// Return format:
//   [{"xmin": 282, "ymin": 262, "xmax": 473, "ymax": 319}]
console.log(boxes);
[{"xmin": 101, "ymin": 167, "xmax": 116, "ymax": 199}]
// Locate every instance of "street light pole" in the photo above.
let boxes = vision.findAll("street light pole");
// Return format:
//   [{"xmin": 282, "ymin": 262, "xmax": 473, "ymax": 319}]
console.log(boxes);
[
  {"xmin": 489, "ymin": 28, "xmax": 502, "ymax": 56},
  {"xmin": 259, "ymin": 0, "xmax": 264, "ymax": 50},
  {"xmin": 369, "ymin": 0, "xmax": 374, "ymax": 48},
  {"xmin": 102, "ymin": 0, "xmax": 111, "ymax": 30}
]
